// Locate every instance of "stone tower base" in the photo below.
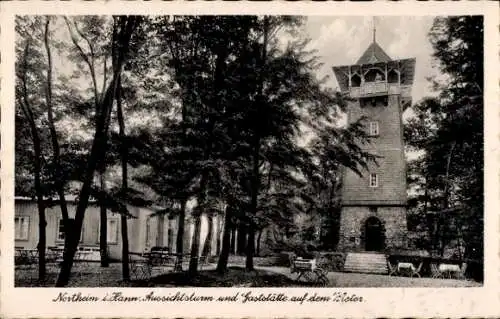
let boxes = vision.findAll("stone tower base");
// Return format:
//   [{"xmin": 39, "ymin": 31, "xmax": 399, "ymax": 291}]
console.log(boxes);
[{"xmin": 337, "ymin": 206, "xmax": 407, "ymax": 252}]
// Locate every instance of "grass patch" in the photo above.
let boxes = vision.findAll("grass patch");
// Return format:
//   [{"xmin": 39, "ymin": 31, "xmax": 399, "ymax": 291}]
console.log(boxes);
[{"xmin": 136, "ymin": 266, "xmax": 315, "ymax": 287}]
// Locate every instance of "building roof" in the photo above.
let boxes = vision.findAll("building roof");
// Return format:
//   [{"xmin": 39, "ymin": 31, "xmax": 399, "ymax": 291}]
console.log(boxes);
[{"xmin": 356, "ymin": 41, "xmax": 392, "ymax": 65}]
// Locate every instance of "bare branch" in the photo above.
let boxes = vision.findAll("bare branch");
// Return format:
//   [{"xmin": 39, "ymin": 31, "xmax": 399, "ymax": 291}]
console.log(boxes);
[
  {"xmin": 45, "ymin": 16, "xmax": 70, "ymax": 222},
  {"xmin": 63, "ymin": 16, "xmax": 100, "ymax": 111},
  {"xmin": 101, "ymin": 57, "xmax": 107, "ymax": 104}
]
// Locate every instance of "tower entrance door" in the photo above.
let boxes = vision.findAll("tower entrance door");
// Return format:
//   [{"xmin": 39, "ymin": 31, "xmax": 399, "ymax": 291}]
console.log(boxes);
[{"xmin": 363, "ymin": 217, "xmax": 385, "ymax": 251}]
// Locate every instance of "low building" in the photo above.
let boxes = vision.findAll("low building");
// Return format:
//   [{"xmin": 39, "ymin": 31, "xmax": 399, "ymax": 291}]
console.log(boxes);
[{"xmin": 14, "ymin": 197, "xmax": 223, "ymax": 260}]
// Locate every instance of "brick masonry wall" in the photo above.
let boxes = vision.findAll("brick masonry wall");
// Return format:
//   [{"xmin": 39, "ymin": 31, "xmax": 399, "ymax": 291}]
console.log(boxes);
[
  {"xmin": 338, "ymin": 206, "xmax": 407, "ymax": 251},
  {"xmin": 342, "ymin": 95, "xmax": 406, "ymax": 205},
  {"xmin": 338, "ymin": 94, "xmax": 408, "ymax": 251}
]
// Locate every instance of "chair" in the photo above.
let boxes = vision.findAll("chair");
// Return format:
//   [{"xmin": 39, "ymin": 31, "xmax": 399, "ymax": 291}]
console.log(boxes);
[
  {"xmin": 430, "ymin": 263, "xmax": 443, "ymax": 279},
  {"xmin": 289, "ymin": 253, "xmax": 297, "ymax": 274},
  {"xmin": 15, "ymin": 249, "xmax": 26, "ymax": 265},
  {"xmin": 198, "ymin": 255, "xmax": 210, "ymax": 270},
  {"xmin": 410, "ymin": 262, "xmax": 423, "ymax": 278},
  {"xmin": 313, "ymin": 255, "xmax": 330, "ymax": 286},
  {"xmin": 129, "ymin": 255, "xmax": 152, "ymax": 281},
  {"xmin": 457, "ymin": 262, "xmax": 468, "ymax": 280},
  {"xmin": 172, "ymin": 253, "xmax": 187, "ymax": 272},
  {"xmin": 387, "ymin": 261, "xmax": 398, "ymax": 276}
]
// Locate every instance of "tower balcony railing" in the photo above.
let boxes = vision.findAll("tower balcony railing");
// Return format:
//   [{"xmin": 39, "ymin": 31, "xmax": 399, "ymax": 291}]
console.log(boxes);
[
  {"xmin": 361, "ymin": 82, "xmax": 388, "ymax": 95},
  {"xmin": 349, "ymin": 82, "xmax": 412, "ymax": 99}
]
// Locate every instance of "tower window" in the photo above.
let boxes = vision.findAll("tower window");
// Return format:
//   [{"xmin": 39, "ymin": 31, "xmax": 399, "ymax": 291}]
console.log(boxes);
[
  {"xmin": 388, "ymin": 69, "xmax": 399, "ymax": 84},
  {"xmin": 369, "ymin": 173, "xmax": 378, "ymax": 187},
  {"xmin": 365, "ymin": 68, "xmax": 385, "ymax": 82},
  {"xmin": 351, "ymin": 74, "xmax": 361, "ymax": 87},
  {"xmin": 369, "ymin": 121, "xmax": 379, "ymax": 136}
]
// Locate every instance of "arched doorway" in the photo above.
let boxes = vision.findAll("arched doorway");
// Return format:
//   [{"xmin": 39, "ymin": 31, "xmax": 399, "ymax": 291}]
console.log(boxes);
[{"xmin": 363, "ymin": 217, "xmax": 385, "ymax": 251}]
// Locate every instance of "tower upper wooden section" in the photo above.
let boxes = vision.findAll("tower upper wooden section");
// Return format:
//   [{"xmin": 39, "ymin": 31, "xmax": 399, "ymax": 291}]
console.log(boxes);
[{"xmin": 332, "ymin": 41, "xmax": 416, "ymax": 110}]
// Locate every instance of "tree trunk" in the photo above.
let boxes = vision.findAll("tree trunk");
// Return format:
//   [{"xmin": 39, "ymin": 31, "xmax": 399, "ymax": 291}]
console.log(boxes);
[
  {"xmin": 37, "ymin": 203, "xmax": 47, "ymax": 281},
  {"xmin": 230, "ymin": 226, "xmax": 236, "ymax": 254},
  {"xmin": 99, "ymin": 207, "xmax": 109, "ymax": 267},
  {"xmin": 116, "ymin": 75, "xmax": 130, "ymax": 281},
  {"xmin": 201, "ymin": 213, "xmax": 214, "ymax": 257},
  {"xmin": 20, "ymin": 40, "xmax": 46, "ymax": 282},
  {"xmin": 174, "ymin": 198, "xmax": 187, "ymax": 271},
  {"xmin": 44, "ymin": 17, "xmax": 71, "ymax": 244},
  {"xmin": 245, "ymin": 16, "xmax": 269, "ymax": 272},
  {"xmin": 56, "ymin": 17, "xmax": 139, "ymax": 287},
  {"xmin": 246, "ymin": 133, "xmax": 260, "ymax": 270},
  {"xmin": 237, "ymin": 224, "xmax": 247, "ymax": 255},
  {"xmin": 99, "ymin": 172, "xmax": 109, "ymax": 267},
  {"xmin": 157, "ymin": 214, "xmax": 165, "ymax": 247},
  {"xmin": 245, "ymin": 227, "xmax": 255, "ymax": 271},
  {"xmin": 188, "ymin": 172, "xmax": 208, "ymax": 275},
  {"xmin": 443, "ymin": 142, "xmax": 456, "ymax": 210},
  {"xmin": 256, "ymin": 229, "xmax": 263, "ymax": 257},
  {"xmin": 188, "ymin": 212, "xmax": 202, "ymax": 276},
  {"xmin": 216, "ymin": 214, "xmax": 223, "ymax": 255},
  {"xmin": 216, "ymin": 207, "xmax": 232, "ymax": 274}
]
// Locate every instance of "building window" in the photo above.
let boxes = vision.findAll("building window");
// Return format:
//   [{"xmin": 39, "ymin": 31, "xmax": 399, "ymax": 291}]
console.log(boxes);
[
  {"xmin": 369, "ymin": 173, "xmax": 378, "ymax": 187},
  {"xmin": 15, "ymin": 216, "xmax": 30, "ymax": 240},
  {"xmin": 97, "ymin": 218, "xmax": 119, "ymax": 244},
  {"xmin": 369, "ymin": 121, "xmax": 379, "ymax": 136},
  {"xmin": 57, "ymin": 219, "xmax": 65, "ymax": 241}
]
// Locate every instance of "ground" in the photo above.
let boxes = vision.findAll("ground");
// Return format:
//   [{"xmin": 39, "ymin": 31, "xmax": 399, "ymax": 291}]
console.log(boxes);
[{"xmin": 15, "ymin": 262, "xmax": 481, "ymax": 288}]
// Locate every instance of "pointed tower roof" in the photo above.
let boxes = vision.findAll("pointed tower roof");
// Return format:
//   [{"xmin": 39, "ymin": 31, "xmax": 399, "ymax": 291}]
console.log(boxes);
[
  {"xmin": 355, "ymin": 18, "xmax": 392, "ymax": 65},
  {"xmin": 356, "ymin": 42, "xmax": 392, "ymax": 64}
]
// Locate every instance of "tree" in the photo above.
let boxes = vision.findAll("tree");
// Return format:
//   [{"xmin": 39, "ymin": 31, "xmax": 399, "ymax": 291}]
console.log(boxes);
[
  {"xmin": 15, "ymin": 16, "xmax": 52, "ymax": 281},
  {"xmin": 56, "ymin": 15, "xmax": 142, "ymax": 287},
  {"xmin": 404, "ymin": 16, "xmax": 483, "ymax": 264},
  {"xmin": 63, "ymin": 15, "xmax": 114, "ymax": 268}
]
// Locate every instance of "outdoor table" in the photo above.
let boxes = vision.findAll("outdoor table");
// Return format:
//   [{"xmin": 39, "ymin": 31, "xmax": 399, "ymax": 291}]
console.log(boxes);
[
  {"xmin": 46, "ymin": 248, "xmax": 62, "ymax": 263},
  {"xmin": 397, "ymin": 261, "xmax": 423, "ymax": 278},
  {"xmin": 439, "ymin": 263, "xmax": 460, "ymax": 279},
  {"xmin": 21, "ymin": 249, "xmax": 38, "ymax": 266},
  {"xmin": 129, "ymin": 252, "xmax": 152, "ymax": 280},
  {"xmin": 172, "ymin": 253, "xmax": 190, "ymax": 271},
  {"xmin": 73, "ymin": 251, "xmax": 93, "ymax": 276},
  {"xmin": 397, "ymin": 262, "xmax": 415, "ymax": 277},
  {"xmin": 293, "ymin": 258, "xmax": 321, "ymax": 283}
]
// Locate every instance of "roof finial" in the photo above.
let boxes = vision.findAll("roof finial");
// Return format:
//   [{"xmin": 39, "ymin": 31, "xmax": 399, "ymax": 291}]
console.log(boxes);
[{"xmin": 372, "ymin": 16, "xmax": 376, "ymax": 43}]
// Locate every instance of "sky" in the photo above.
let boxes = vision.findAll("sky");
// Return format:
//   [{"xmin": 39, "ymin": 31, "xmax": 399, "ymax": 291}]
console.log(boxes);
[
  {"xmin": 303, "ymin": 16, "xmax": 438, "ymax": 120},
  {"xmin": 46, "ymin": 15, "xmax": 439, "ymax": 152}
]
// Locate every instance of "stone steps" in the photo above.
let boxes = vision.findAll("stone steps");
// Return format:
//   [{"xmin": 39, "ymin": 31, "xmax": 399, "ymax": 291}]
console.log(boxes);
[{"xmin": 343, "ymin": 252, "xmax": 388, "ymax": 274}]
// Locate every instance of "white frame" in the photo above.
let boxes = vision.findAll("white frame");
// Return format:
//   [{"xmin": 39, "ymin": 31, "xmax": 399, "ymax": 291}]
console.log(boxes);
[
  {"xmin": 97, "ymin": 217, "xmax": 120, "ymax": 245},
  {"xmin": 14, "ymin": 216, "xmax": 30, "ymax": 241},
  {"xmin": 369, "ymin": 121, "xmax": 379, "ymax": 136},
  {"xmin": 369, "ymin": 173, "xmax": 379, "ymax": 187}
]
